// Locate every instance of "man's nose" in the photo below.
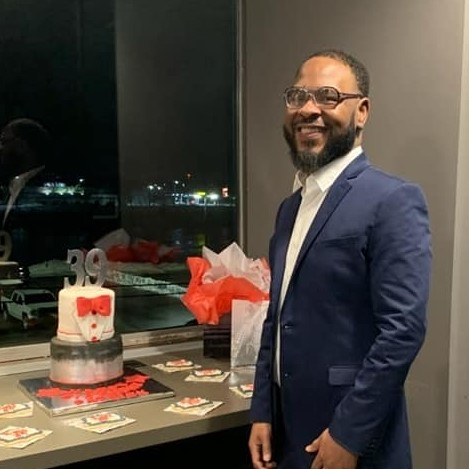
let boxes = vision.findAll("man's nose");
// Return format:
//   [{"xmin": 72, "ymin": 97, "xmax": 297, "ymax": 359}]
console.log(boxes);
[{"xmin": 298, "ymin": 97, "xmax": 321, "ymax": 115}]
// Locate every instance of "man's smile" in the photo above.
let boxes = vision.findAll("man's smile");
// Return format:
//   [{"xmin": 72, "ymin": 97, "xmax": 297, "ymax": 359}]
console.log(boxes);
[
  {"xmin": 294, "ymin": 123, "xmax": 326, "ymax": 144},
  {"xmin": 295, "ymin": 123, "xmax": 325, "ymax": 133}
]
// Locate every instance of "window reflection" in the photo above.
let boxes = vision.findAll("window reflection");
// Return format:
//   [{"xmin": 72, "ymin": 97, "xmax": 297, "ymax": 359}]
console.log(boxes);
[{"xmin": 0, "ymin": 0, "xmax": 238, "ymax": 349}]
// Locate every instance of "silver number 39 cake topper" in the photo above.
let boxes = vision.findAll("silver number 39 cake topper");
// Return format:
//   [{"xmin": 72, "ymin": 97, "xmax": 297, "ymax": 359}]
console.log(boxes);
[{"xmin": 64, "ymin": 248, "xmax": 107, "ymax": 288}]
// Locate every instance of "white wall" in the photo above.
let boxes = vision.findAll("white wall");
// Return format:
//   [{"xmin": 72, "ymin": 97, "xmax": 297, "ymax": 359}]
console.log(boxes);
[
  {"xmin": 244, "ymin": 1, "xmax": 467, "ymax": 468},
  {"xmin": 448, "ymin": 1, "xmax": 469, "ymax": 468}
]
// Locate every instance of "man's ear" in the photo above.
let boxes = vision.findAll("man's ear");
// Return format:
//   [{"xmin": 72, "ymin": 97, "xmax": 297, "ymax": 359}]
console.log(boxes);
[{"xmin": 356, "ymin": 97, "xmax": 370, "ymax": 133}]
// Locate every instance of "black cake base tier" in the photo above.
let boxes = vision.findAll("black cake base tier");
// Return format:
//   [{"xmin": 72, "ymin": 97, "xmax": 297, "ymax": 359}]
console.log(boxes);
[
  {"xmin": 49, "ymin": 334, "xmax": 124, "ymax": 387},
  {"xmin": 18, "ymin": 362, "xmax": 175, "ymax": 416}
]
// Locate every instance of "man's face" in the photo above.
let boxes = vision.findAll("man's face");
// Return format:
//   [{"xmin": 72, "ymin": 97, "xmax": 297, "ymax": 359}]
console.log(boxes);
[
  {"xmin": 283, "ymin": 56, "xmax": 368, "ymax": 174},
  {"xmin": 0, "ymin": 127, "xmax": 19, "ymax": 183},
  {"xmin": 0, "ymin": 126, "xmax": 31, "ymax": 183}
]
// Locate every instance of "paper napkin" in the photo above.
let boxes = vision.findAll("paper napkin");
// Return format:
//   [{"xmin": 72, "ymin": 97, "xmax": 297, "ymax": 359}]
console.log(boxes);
[
  {"xmin": 152, "ymin": 359, "xmax": 201, "ymax": 373},
  {"xmin": 0, "ymin": 425, "xmax": 52, "ymax": 448},
  {"xmin": 229, "ymin": 383, "xmax": 254, "ymax": 399},
  {"xmin": 0, "ymin": 402, "xmax": 33, "ymax": 418},
  {"xmin": 184, "ymin": 368, "xmax": 230, "ymax": 383},
  {"xmin": 164, "ymin": 397, "xmax": 223, "ymax": 416},
  {"xmin": 65, "ymin": 411, "xmax": 135, "ymax": 434}
]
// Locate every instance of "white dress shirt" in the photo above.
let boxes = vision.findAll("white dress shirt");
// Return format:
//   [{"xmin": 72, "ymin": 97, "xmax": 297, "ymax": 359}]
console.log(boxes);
[
  {"xmin": 274, "ymin": 146, "xmax": 363, "ymax": 385},
  {"xmin": 2, "ymin": 165, "xmax": 44, "ymax": 227}
]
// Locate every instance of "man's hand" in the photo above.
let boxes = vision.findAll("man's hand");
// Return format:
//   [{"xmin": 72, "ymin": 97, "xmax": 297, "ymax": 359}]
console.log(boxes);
[
  {"xmin": 305, "ymin": 428, "xmax": 358, "ymax": 469},
  {"xmin": 248, "ymin": 422, "xmax": 277, "ymax": 469}
]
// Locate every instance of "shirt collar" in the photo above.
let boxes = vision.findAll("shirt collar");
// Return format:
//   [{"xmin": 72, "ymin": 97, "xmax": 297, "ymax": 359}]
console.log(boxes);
[
  {"xmin": 8, "ymin": 166, "xmax": 44, "ymax": 197},
  {"xmin": 3, "ymin": 166, "xmax": 44, "ymax": 227},
  {"xmin": 292, "ymin": 146, "xmax": 363, "ymax": 194}
]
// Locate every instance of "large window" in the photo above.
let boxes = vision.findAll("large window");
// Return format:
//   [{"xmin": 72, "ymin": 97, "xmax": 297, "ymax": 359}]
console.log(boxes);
[{"xmin": 0, "ymin": 0, "xmax": 239, "ymax": 356}]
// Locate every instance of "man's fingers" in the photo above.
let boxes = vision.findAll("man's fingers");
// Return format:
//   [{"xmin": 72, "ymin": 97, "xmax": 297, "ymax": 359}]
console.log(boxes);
[
  {"xmin": 305, "ymin": 437, "xmax": 320, "ymax": 453},
  {"xmin": 262, "ymin": 450, "xmax": 272, "ymax": 462}
]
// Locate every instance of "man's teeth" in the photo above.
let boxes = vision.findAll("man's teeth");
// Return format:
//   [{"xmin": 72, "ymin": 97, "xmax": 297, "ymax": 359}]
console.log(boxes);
[{"xmin": 298, "ymin": 125, "xmax": 322, "ymax": 133}]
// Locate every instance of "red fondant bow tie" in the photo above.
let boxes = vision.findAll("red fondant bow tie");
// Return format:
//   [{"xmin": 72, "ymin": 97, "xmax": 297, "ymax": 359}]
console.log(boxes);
[{"xmin": 76, "ymin": 295, "xmax": 111, "ymax": 317}]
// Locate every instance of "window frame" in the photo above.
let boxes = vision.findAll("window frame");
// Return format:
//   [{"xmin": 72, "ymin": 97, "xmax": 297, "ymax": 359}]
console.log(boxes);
[{"xmin": 0, "ymin": 0, "xmax": 245, "ymax": 369}]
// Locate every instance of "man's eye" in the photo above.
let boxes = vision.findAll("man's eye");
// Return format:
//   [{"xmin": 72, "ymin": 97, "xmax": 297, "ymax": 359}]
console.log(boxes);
[
  {"xmin": 316, "ymin": 88, "xmax": 337, "ymax": 103},
  {"xmin": 292, "ymin": 90, "xmax": 307, "ymax": 102}
]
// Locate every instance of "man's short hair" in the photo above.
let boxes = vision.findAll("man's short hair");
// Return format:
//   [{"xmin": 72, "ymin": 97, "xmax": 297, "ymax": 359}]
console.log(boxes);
[
  {"xmin": 2, "ymin": 118, "xmax": 51, "ymax": 162},
  {"xmin": 297, "ymin": 48, "xmax": 370, "ymax": 97}
]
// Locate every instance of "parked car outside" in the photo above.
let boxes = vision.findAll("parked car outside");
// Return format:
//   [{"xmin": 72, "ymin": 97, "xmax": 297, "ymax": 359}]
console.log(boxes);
[{"xmin": 1, "ymin": 288, "xmax": 58, "ymax": 330}]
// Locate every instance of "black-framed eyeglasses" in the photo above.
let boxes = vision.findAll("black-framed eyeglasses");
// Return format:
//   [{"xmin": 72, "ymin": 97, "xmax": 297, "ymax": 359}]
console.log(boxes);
[{"xmin": 284, "ymin": 86, "xmax": 364, "ymax": 110}]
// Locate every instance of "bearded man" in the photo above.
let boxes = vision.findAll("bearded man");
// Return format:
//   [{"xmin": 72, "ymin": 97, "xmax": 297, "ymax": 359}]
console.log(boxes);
[{"xmin": 248, "ymin": 49, "xmax": 432, "ymax": 469}]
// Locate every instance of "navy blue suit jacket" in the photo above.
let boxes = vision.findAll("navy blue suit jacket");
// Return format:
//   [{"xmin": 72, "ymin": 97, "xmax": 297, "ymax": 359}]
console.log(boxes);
[
  {"xmin": 0, "ymin": 172, "xmax": 93, "ymax": 267},
  {"xmin": 250, "ymin": 153, "xmax": 432, "ymax": 469}
]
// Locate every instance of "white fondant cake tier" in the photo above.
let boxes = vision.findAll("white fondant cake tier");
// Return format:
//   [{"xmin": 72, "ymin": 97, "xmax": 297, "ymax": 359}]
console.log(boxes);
[
  {"xmin": 57, "ymin": 286, "xmax": 115, "ymax": 343},
  {"xmin": 49, "ymin": 335, "xmax": 123, "ymax": 387}
]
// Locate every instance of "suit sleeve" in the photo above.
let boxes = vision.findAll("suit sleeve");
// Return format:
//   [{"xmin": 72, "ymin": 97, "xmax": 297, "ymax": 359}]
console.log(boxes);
[
  {"xmin": 249, "ymin": 198, "xmax": 287, "ymax": 424},
  {"xmin": 328, "ymin": 182, "xmax": 432, "ymax": 454}
]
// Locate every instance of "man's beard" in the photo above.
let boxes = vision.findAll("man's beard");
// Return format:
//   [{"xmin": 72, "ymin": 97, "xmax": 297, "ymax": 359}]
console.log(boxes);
[
  {"xmin": 284, "ymin": 118, "xmax": 357, "ymax": 175},
  {"xmin": 0, "ymin": 153, "xmax": 18, "ymax": 184}
]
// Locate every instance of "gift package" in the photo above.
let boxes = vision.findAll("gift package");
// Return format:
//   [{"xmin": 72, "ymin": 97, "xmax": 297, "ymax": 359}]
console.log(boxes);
[{"xmin": 181, "ymin": 242, "xmax": 270, "ymax": 365}]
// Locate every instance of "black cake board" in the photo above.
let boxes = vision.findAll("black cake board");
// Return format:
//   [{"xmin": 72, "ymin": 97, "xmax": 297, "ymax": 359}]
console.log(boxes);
[{"xmin": 18, "ymin": 363, "xmax": 175, "ymax": 417}]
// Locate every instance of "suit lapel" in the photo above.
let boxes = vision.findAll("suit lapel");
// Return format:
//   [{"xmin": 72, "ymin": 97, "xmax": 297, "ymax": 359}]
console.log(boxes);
[
  {"xmin": 270, "ymin": 190, "xmax": 301, "ymax": 313},
  {"xmin": 292, "ymin": 153, "xmax": 369, "ymax": 277}
]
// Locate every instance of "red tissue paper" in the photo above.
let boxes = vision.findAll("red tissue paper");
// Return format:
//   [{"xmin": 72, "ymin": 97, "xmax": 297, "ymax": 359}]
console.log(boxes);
[{"xmin": 181, "ymin": 242, "xmax": 270, "ymax": 325}]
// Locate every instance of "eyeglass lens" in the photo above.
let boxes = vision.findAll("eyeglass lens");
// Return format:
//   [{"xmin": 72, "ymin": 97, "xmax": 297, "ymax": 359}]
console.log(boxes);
[{"xmin": 285, "ymin": 87, "xmax": 340, "ymax": 109}]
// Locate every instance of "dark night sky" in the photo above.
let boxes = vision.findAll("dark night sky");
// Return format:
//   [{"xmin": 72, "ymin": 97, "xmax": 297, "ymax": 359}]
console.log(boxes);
[{"xmin": 0, "ymin": 0, "xmax": 237, "ymax": 191}]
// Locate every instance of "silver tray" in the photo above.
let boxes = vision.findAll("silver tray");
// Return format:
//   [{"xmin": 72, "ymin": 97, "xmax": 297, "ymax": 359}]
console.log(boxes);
[{"xmin": 18, "ymin": 362, "xmax": 175, "ymax": 416}]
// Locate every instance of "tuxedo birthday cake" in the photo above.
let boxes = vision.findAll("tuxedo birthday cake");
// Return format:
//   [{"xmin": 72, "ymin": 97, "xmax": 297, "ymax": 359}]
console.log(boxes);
[{"xmin": 49, "ymin": 249, "xmax": 123, "ymax": 387}]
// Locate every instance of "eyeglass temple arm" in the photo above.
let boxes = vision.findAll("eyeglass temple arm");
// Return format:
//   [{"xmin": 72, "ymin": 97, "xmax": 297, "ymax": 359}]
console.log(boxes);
[{"xmin": 338, "ymin": 92, "xmax": 365, "ymax": 102}]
